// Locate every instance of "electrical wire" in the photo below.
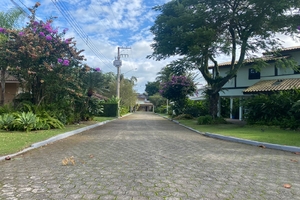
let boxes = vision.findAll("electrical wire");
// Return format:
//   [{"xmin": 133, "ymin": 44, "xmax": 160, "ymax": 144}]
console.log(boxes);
[{"xmin": 52, "ymin": 0, "xmax": 114, "ymax": 71}]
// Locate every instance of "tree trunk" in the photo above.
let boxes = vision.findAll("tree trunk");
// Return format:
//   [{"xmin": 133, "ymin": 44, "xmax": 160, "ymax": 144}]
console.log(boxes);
[
  {"xmin": 0, "ymin": 69, "xmax": 6, "ymax": 106},
  {"xmin": 208, "ymin": 90, "xmax": 219, "ymax": 119}
]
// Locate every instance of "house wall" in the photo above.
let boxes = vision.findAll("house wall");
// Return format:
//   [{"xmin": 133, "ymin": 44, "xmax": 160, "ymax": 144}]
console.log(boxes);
[
  {"xmin": 219, "ymin": 55, "xmax": 300, "ymax": 97},
  {"xmin": 1, "ymin": 83, "xmax": 19, "ymax": 104}
]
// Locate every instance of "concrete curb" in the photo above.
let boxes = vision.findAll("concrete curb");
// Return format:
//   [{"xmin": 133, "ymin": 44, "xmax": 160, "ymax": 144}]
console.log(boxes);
[
  {"xmin": 0, "ymin": 119, "xmax": 117, "ymax": 162},
  {"xmin": 204, "ymin": 132, "xmax": 300, "ymax": 153},
  {"xmin": 160, "ymin": 114, "xmax": 300, "ymax": 153}
]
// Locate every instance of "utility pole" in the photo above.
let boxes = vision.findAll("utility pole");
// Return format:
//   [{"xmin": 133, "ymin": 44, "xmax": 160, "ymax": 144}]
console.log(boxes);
[{"xmin": 113, "ymin": 46, "xmax": 131, "ymax": 117}]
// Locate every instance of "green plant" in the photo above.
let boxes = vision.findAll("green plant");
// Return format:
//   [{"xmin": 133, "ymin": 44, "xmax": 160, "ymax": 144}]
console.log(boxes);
[
  {"xmin": 34, "ymin": 117, "xmax": 50, "ymax": 130},
  {"xmin": 174, "ymin": 114, "xmax": 194, "ymax": 120},
  {"xmin": 120, "ymin": 106, "xmax": 129, "ymax": 116},
  {"xmin": 36, "ymin": 110, "xmax": 64, "ymax": 129},
  {"xmin": 14, "ymin": 112, "xmax": 37, "ymax": 132},
  {"xmin": 0, "ymin": 103, "xmax": 15, "ymax": 115},
  {"xmin": 105, "ymin": 96, "xmax": 120, "ymax": 104},
  {"xmin": 0, "ymin": 113, "xmax": 15, "ymax": 131},
  {"xmin": 197, "ymin": 115, "xmax": 213, "ymax": 125},
  {"xmin": 184, "ymin": 99, "xmax": 209, "ymax": 117}
]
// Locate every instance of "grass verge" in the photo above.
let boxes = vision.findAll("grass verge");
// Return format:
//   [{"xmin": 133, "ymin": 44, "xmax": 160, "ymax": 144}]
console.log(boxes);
[
  {"xmin": 177, "ymin": 119, "xmax": 300, "ymax": 147},
  {"xmin": 0, "ymin": 117, "xmax": 115, "ymax": 156}
]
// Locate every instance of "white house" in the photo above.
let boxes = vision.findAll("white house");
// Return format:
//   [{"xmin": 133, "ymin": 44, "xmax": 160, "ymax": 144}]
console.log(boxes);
[{"xmin": 215, "ymin": 46, "xmax": 300, "ymax": 120}]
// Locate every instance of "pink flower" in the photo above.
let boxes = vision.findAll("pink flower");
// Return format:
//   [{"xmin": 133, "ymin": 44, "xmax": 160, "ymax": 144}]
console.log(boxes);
[
  {"xmin": 63, "ymin": 28, "xmax": 68, "ymax": 34},
  {"xmin": 65, "ymin": 38, "xmax": 71, "ymax": 44},
  {"xmin": 0, "ymin": 27, "xmax": 6, "ymax": 33},
  {"xmin": 33, "ymin": 21, "xmax": 39, "ymax": 26},
  {"xmin": 57, "ymin": 58, "xmax": 63, "ymax": 63},
  {"xmin": 62, "ymin": 60, "xmax": 70, "ymax": 66},
  {"xmin": 95, "ymin": 67, "xmax": 100, "ymax": 72},
  {"xmin": 19, "ymin": 32, "xmax": 25, "ymax": 36},
  {"xmin": 39, "ymin": 32, "xmax": 45, "ymax": 37},
  {"xmin": 46, "ymin": 35, "xmax": 52, "ymax": 41}
]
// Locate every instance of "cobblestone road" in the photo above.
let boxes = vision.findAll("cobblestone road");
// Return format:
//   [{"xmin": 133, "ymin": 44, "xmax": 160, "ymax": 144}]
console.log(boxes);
[{"xmin": 0, "ymin": 112, "xmax": 300, "ymax": 200}]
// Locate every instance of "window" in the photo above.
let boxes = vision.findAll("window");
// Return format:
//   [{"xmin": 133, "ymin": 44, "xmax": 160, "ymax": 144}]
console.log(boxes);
[{"xmin": 248, "ymin": 68, "xmax": 260, "ymax": 79}]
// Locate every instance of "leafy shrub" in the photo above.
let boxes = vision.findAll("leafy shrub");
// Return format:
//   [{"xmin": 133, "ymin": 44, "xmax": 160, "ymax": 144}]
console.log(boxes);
[
  {"xmin": 244, "ymin": 89, "xmax": 300, "ymax": 129},
  {"xmin": 14, "ymin": 112, "xmax": 37, "ymax": 132},
  {"xmin": 184, "ymin": 99, "xmax": 209, "ymax": 117},
  {"xmin": 36, "ymin": 111, "xmax": 64, "ymax": 129},
  {"xmin": 174, "ymin": 114, "xmax": 194, "ymax": 120},
  {"xmin": 0, "ymin": 104, "xmax": 15, "ymax": 115},
  {"xmin": 0, "ymin": 113, "xmax": 15, "ymax": 131},
  {"xmin": 155, "ymin": 105, "xmax": 168, "ymax": 114},
  {"xmin": 279, "ymin": 117, "xmax": 300, "ymax": 130},
  {"xmin": 34, "ymin": 117, "xmax": 50, "ymax": 130},
  {"xmin": 197, "ymin": 115, "xmax": 213, "ymax": 125},
  {"xmin": 120, "ymin": 106, "xmax": 129, "ymax": 116},
  {"xmin": 213, "ymin": 117, "xmax": 227, "ymax": 124},
  {"xmin": 197, "ymin": 115, "xmax": 227, "ymax": 125}
]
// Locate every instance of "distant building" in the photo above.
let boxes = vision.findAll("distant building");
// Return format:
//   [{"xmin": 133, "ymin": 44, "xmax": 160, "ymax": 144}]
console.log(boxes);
[
  {"xmin": 136, "ymin": 93, "xmax": 153, "ymax": 112},
  {"xmin": 213, "ymin": 46, "xmax": 300, "ymax": 120},
  {"xmin": 0, "ymin": 73, "xmax": 20, "ymax": 104}
]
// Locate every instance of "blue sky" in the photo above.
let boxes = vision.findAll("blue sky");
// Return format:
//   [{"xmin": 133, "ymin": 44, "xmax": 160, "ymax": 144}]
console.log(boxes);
[
  {"xmin": 1, "ymin": 0, "xmax": 299, "ymax": 93},
  {"xmin": 1, "ymin": 0, "xmax": 176, "ymax": 93}
]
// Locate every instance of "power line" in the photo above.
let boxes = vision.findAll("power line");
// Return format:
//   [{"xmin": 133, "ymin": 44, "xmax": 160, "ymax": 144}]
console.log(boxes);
[{"xmin": 51, "ymin": 0, "xmax": 114, "ymax": 71}]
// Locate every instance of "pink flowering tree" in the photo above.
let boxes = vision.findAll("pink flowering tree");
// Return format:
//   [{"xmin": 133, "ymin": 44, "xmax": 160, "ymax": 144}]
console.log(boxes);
[
  {"xmin": 160, "ymin": 75, "xmax": 196, "ymax": 115},
  {"xmin": 0, "ymin": 2, "xmax": 86, "ymax": 105}
]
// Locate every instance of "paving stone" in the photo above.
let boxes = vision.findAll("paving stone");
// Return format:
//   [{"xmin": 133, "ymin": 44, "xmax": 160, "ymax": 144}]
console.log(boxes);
[{"xmin": 1, "ymin": 112, "xmax": 300, "ymax": 199}]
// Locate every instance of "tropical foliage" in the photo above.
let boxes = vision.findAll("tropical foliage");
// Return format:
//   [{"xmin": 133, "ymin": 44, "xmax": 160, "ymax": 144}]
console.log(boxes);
[
  {"xmin": 0, "ymin": 3, "xmax": 129, "ymax": 130},
  {"xmin": 149, "ymin": 0, "xmax": 300, "ymax": 118},
  {"xmin": 243, "ymin": 90, "xmax": 300, "ymax": 129}
]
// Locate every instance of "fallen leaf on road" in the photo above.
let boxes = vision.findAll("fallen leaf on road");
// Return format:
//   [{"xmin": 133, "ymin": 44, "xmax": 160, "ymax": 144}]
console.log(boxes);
[
  {"xmin": 5, "ymin": 156, "xmax": 11, "ymax": 160},
  {"xmin": 258, "ymin": 145, "xmax": 266, "ymax": 148},
  {"xmin": 290, "ymin": 159, "xmax": 298, "ymax": 163},
  {"xmin": 89, "ymin": 154, "xmax": 94, "ymax": 158},
  {"xmin": 283, "ymin": 184, "xmax": 291, "ymax": 189},
  {"xmin": 62, "ymin": 156, "xmax": 75, "ymax": 166},
  {"xmin": 294, "ymin": 152, "xmax": 300, "ymax": 155}
]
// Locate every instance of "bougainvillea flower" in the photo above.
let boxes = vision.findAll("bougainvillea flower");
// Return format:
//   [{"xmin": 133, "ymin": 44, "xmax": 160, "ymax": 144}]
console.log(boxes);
[
  {"xmin": 19, "ymin": 32, "xmax": 25, "ymax": 36},
  {"xmin": 57, "ymin": 58, "xmax": 63, "ymax": 63},
  {"xmin": 65, "ymin": 39, "xmax": 71, "ymax": 44},
  {"xmin": 33, "ymin": 21, "xmax": 39, "ymax": 26},
  {"xmin": 95, "ymin": 67, "xmax": 101, "ymax": 72},
  {"xmin": 62, "ymin": 60, "xmax": 70, "ymax": 66},
  {"xmin": 0, "ymin": 27, "xmax": 6, "ymax": 33},
  {"xmin": 45, "ymin": 35, "xmax": 52, "ymax": 41},
  {"xmin": 63, "ymin": 28, "xmax": 68, "ymax": 34},
  {"xmin": 39, "ymin": 32, "xmax": 45, "ymax": 37}
]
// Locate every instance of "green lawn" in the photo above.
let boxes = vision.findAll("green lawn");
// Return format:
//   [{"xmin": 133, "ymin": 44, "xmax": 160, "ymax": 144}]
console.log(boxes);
[
  {"xmin": 177, "ymin": 119, "xmax": 300, "ymax": 147},
  {"xmin": 0, "ymin": 117, "xmax": 115, "ymax": 156}
]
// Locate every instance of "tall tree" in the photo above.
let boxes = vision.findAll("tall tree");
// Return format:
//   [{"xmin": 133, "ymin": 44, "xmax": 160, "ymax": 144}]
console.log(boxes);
[
  {"xmin": 0, "ymin": 3, "xmax": 86, "ymax": 105},
  {"xmin": 104, "ymin": 74, "xmax": 137, "ymax": 108},
  {"xmin": 145, "ymin": 81, "xmax": 160, "ymax": 96},
  {"xmin": 149, "ymin": 0, "xmax": 300, "ymax": 118},
  {"xmin": 0, "ymin": 8, "xmax": 25, "ymax": 105}
]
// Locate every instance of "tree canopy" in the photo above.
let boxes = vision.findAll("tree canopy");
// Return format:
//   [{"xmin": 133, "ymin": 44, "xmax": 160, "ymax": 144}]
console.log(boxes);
[
  {"xmin": 145, "ymin": 81, "xmax": 160, "ymax": 96},
  {"xmin": 0, "ymin": 8, "xmax": 26, "ymax": 105},
  {"xmin": 149, "ymin": 0, "xmax": 300, "ymax": 117}
]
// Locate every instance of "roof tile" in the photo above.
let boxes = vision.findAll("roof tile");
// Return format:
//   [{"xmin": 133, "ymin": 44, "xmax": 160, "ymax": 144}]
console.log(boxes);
[{"xmin": 243, "ymin": 78, "xmax": 300, "ymax": 93}]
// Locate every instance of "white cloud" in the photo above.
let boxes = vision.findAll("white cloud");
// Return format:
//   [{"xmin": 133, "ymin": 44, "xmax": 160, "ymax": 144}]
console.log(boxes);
[{"xmin": 3, "ymin": 0, "xmax": 300, "ymax": 95}]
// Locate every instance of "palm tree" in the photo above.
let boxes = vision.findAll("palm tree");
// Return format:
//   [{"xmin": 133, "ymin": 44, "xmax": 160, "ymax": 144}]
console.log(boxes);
[{"xmin": 0, "ymin": 8, "xmax": 26, "ymax": 105}]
